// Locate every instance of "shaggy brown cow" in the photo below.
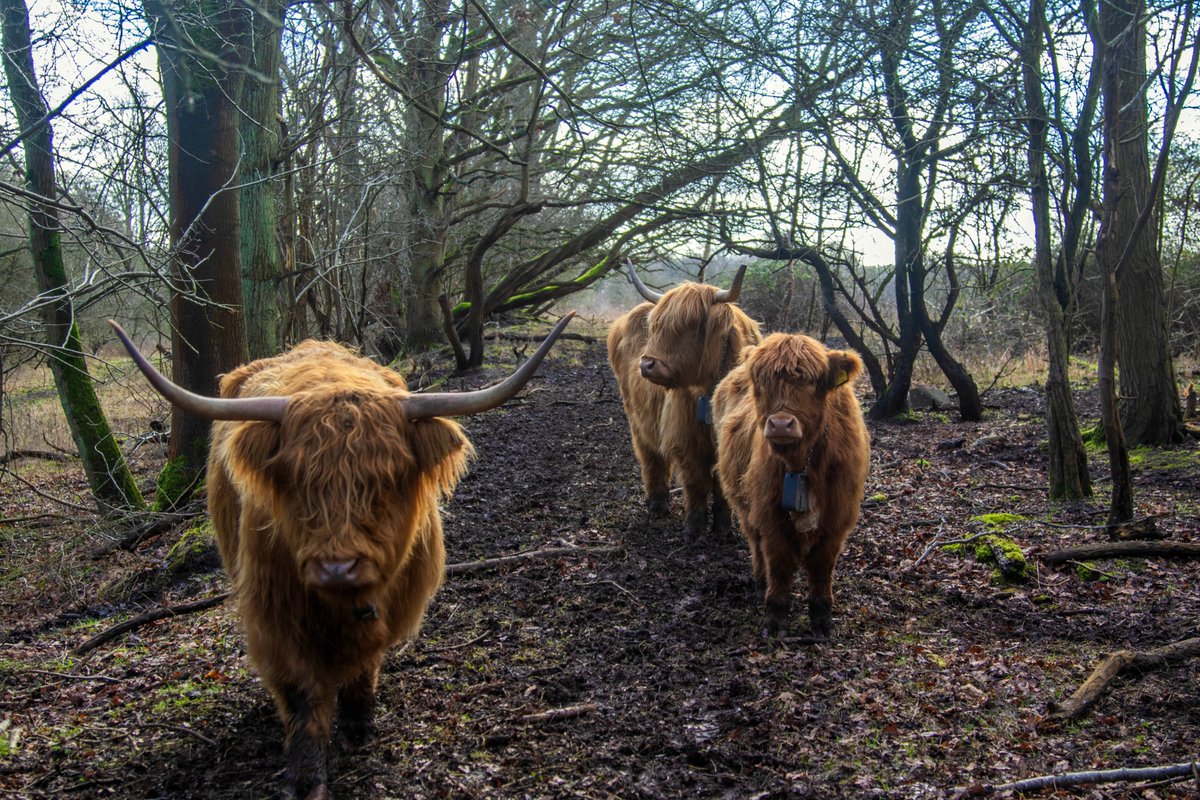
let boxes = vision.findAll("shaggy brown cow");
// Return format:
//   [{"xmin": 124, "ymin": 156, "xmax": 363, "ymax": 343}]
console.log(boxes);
[
  {"xmin": 713, "ymin": 333, "xmax": 869, "ymax": 637},
  {"xmin": 111, "ymin": 316, "xmax": 573, "ymax": 800},
  {"xmin": 607, "ymin": 261, "xmax": 761, "ymax": 540}
]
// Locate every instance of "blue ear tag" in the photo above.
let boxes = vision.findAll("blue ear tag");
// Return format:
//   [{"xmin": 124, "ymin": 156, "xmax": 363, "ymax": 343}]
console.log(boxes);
[
  {"xmin": 696, "ymin": 395, "xmax": 714, "ymax": 425},
  {"xmin": 782, "ymin": 472, "xmax": 810, "ymax": 513}
]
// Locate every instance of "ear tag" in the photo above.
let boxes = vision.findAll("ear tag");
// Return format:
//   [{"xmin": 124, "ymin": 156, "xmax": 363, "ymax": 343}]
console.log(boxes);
[
  {"xmin": 833, "ymin": 369, "xmax": 849, "ymax": 387},
  {"xmin": 782, "ymin": 472, "xmax": 810, "ymax": 513},
  {"xmin": 696, "ymin": 395, "xmax": 714, "ymax": 425}
]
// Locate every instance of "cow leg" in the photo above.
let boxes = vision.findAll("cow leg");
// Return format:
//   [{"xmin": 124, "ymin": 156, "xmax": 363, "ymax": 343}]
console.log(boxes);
[
  {"xmin": 762, "ymin": 546, "xmax": 800, "ymax": 637},
  {"xmin": 278, "ymin": 683, "xmax": 335, "ymax": 800},
  {"xmin": 680, "ymin": 471, "xmax": 715, "ymax": 542},
  {"xmin": 803, "ymin": 540, "xmax": 842, "ymax": 638},
  {"xmin": 337, "ymin": 656, "xmax": 382, "ymax": 749},
  {"xmin": 632, "ymin": 438, "xmax": 670, "ymax": 518},
  {"xmin": 710, "ymin": 484, "xmax": 732, "ymax": 538}
]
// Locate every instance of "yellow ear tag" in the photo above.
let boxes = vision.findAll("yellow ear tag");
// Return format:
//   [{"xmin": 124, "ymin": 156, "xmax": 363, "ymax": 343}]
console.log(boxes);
[{"xmin": 833, "ymin": 369, "xmax": 849, "ymax": 387}]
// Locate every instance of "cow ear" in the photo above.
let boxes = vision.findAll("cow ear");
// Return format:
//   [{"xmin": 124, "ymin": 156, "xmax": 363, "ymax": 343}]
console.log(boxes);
[
  {"xmin": 222, "ymin": 420, "xmax": 284, "ymax": 500},
  {"xmin": 824, "ymin": 350, "xmax": 863, "ymax": 391},
  {"xmin": 408, "ymin": 417, "xmax": 474, "ymax": 499}
]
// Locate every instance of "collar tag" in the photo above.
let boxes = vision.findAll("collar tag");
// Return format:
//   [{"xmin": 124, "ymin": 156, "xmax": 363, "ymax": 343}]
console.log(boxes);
[
  {"xmin": 782, "ymin": 472, "xmax": 810, "ymax": 513},
  {"xmin": 696, "ymin": 395, "xmax": 714, "ymax": 425},
  {"xmin": 353, "ymin": 603, "xmax": 379, "ymax": 622}
]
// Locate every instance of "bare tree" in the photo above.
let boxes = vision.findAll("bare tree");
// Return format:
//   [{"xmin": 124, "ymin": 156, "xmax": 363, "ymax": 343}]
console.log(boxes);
[{"xmin": 1, "ymin": 0, "xmax": 144, "ymax": 511}]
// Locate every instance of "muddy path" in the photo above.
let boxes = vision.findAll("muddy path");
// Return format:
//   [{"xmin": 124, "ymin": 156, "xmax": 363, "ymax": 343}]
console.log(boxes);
[{"xmin": 1, "ymin": 335, "xmax": 1198, "ymax": 799}]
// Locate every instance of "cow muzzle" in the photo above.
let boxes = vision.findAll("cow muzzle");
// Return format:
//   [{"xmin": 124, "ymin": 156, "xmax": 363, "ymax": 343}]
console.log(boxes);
[
  {"xmin": 639, "ymin": 356, "xmax": 674, "ymax": 386},
  {"xmin": 763, "ymin": 413, "xmax": 802, "ymax": 445},
  {"xmin": 308, "ymin": 558, "xmax": 366, "ymax": 590}
]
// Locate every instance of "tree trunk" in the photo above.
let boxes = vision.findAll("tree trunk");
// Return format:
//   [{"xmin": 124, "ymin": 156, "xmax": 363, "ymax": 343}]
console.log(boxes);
[
  {"xmin": 1102, "ymin": 0, "xmax": 1183, "ymax": 446},
  {"xmin": 239, "ymin": 0, "xmax": 286, "ymax": 359},
  {"xmin": 1023, "ymin": 0, "xmax": 1090, "ymax": 499},
  {"xmin": 1, "ymin": 0, "xmax": 144, "ymax": 512},
  {"xmin": 148, "ymin": 0, "xmax": 252, "ymax": 508},
  {"xmin": 869, "ymin": 161, "xmax": 922, "ymax": 420},
  {"xmin": 402, "ymin": 0, "xmax": 454, "ymax": 353}
]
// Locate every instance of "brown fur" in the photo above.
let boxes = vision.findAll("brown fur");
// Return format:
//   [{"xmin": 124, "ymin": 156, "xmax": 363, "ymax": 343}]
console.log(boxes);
[
  {"xmin": 208, "ymin": 340, "xmax": 472, "ymax": 798},
  {"xmin": 607, "ymin": 285, "xmax": 761, "ymax": 540},
  {"xmin": 713, "ymin": 333, "xmax": 869, "ymax": 637}
]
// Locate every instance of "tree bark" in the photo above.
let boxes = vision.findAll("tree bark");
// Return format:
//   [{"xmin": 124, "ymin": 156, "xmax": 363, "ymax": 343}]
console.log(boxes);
[
  {"xmin": 239, "ymin": 0, "xmax": 286, "ymax": 359},
  {"xmin": 0, "ymin": 0, "xmax": 144, "ymax": 512},
  {"xmin": 147, "ymin": 0, "xmax": 253, "ymax": 508},
  {"xmin": 1101, "ymin": 0, "xmax": 1183, "ymax": 446}
]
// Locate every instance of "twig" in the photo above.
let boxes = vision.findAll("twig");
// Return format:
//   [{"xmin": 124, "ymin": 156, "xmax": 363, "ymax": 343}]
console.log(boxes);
[
  {"xmin": 1065, "ymin": 559, "xmax": 1120, "ymax": 580},
  {"xmin": 446, "ymin": 545, "xmax": 621, "ymax": 575},
  {"xmin": 138, "ymin": 722, "xmax": 218, "ymax": 747},
  {"xmin": 909, "ymin": 530, "xmax": 992, "ymax": 571},
  {"xmin": 519, "ymin": 702, "xmax": 599, "ymax": 723},
  {"xmin": 963, "ymin": 761, "xmax": 1200, "ymax": 796},
  {"xmin": 91, "ymin": 501, "xmax": 205, "ymax": 557},
  {"xmin": 23, "ymin": 669, "xmax": 122, "ymax": 684},
  {"xmin": 75, "ymin": 593, "xmax": 229, "ymax": 656}
]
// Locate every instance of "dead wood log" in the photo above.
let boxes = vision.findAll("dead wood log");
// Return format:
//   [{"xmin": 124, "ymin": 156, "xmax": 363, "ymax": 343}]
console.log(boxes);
[
  {"xmin": 1045, "ymin": 637, "xmax": 1200, "ymax": 724},
  {"xmin": 75, "ymin": 593, "xmax": 229, "ymax": 656},
  {"xmin": 1041, "ymin": 540, "xmax": 1200, "ymax": 565},
  {"xmin": 0, "ymin": 449, "xmax": 71, "ymax": 464},
  {"xmin": 446, "ymin": 545, "xmax": 621, "ymax": 575},
  {"xmin": 962, "ymin": 761, "xmax": 1200, "ymax": 796}
]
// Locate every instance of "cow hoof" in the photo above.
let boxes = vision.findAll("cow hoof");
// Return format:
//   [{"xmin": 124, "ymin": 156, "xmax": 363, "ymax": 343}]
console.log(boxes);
[
  {"xmin": 681, "ymin": 522, "xmax": 702, "ymax": 544},
  {"xmin": 646, "ymin": 492, "xmax": 670, "ymax": 517},
  {"xmin": 337, "ymin": 719, "xmax": 376, "ymax": 750},
  {"xmin": 283, "ymin": 780, "xmax": 330, "ymax": 800}
]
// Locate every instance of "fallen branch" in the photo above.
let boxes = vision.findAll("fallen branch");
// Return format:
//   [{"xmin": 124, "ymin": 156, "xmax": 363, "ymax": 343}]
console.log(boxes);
[
  {"xmin": 446, "ymin": 545, "xmax": 621, "ymax": 575},
  {"xmin": 0, "ymin": 448, "xmax": 71, "ymax": 464},
  {"xmin": 1045, "ymin": 637, "xmax": 1200, "ymax": 724},
  {"xmin": 962, "ymin": 761, "xmax": 1200, "ymax": 796},
  {"xmin": 75, "ymin": 593, "xmax": 229, "ymax": 656},
  {"xmin": 519, "ymin": 703, "xmax": 599, "ymax": 723},
  {"xmin": 1041, "ymin": 540, "xmax": 1200, "ymax": 565}
]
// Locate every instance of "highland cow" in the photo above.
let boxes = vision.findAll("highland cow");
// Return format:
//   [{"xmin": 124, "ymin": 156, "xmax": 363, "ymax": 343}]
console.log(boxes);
[
  {"xmin": 111, "ymin": 316, "xmax": 573, "ymax": 800},
  {"xmin": 713, "ymin": 333, "xmax": 869, "ymax": 637},
  {"xmin": 607, "ymin": 261, "xmax": 761, "ymax": 541}
]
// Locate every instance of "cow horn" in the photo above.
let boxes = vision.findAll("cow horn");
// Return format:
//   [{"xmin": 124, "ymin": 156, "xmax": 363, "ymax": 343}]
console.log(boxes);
[
  {"xmin": 625, "ymin": 259, "xmax": 664, "ymax": 304},
  {"xmin": 713, "ymin": 264, "xmax": 748, "ymax": 303},
  {"xmin": 108, "ymin": 321, "xmax": 288, "ymax": 422},
  {"xmin": 400, "ymin": 312, "xmax": 576, "ymax": 420}
]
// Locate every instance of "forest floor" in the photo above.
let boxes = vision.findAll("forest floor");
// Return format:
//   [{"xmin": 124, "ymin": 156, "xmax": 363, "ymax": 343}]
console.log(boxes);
[{"xmin": 1, "ymin": 326, "xmax": 1199, "ymax": 799}]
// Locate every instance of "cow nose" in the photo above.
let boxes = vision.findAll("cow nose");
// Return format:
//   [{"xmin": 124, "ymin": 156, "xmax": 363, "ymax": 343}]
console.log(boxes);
[
  {"xmin": 316, "ymin": 559, "xmax": 359, "ymax": 586},
  {"xmin": 639, "ymin": 357, "xmax": 658, "ymax": 378},
  {"xmin": 765, "ymin": 414, "xmax": 800, "ymax": 439}
]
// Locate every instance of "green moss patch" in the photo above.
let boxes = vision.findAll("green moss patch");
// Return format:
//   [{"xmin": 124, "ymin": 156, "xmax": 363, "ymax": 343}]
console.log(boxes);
[{"xmin": 970, "ymin": 513, "xmax": 1025, "ymax": 532}]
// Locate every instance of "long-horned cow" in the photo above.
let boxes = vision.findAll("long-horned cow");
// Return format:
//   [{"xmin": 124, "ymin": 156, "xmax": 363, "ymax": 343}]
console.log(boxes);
[
  {"xmin": 607, "ymin": 261, "xmax": 761, "ymax": 540},
  {"xmin": 111, "ymin": 315, "xmax": 573, "ymax": 800},
  {"xmin": 713, "ymin": 333, "xmax": 869, "ymax": 637}
]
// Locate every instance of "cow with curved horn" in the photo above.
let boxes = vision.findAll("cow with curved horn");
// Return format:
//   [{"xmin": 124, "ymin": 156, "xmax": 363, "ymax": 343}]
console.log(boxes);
[
  {"xmin": 110, "ymin": 315, "xmax": 574, "ymax": 800},
  {"xmin": 606, "ymin": 260, "xmax": 761, "ymax": 541}
]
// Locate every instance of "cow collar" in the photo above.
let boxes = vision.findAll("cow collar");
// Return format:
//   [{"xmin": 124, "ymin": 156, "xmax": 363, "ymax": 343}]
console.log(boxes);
[
  {"xmin": 696, "ymin": 331, "xmax": 734, "ymax": 426},
  {"xmin": 782, "ymin": 425, "xmax": 827, "ymax": 513}
]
